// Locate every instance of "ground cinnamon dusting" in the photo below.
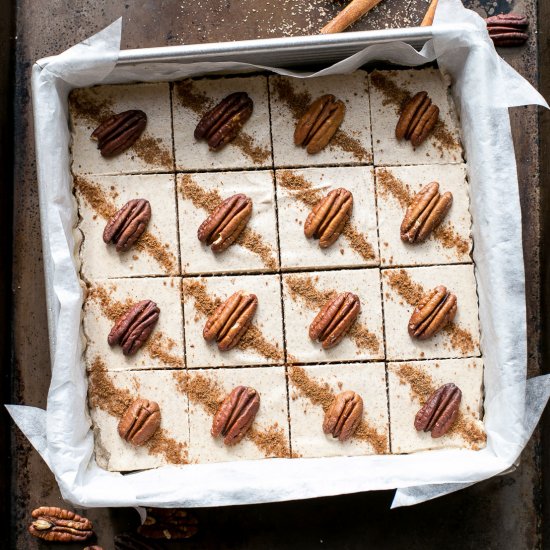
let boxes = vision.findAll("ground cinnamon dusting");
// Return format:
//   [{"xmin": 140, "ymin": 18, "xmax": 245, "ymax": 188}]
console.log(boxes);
[
  {"xmin": 341, "ymin": 224, "xmax": 376, "ymax": 261},
  {"xmin": 348, "ymin": 323, "xmax": 381, "ymax": 355},
  {"xmin": 272, "ymin": 78, "xmax": 312, "ymax": 120},
  {"xmin": 132, "ymin": 135, "xmax": 173, "ymax": 169},
  {"xmin": 248, "ymin": 425, "xmax": 291, "ymax": 458},
  {"xmin": 285, "ymin": 275, "xmax": 335, "ymax": 310},
  {"xmin": 443, "ymin": 323, "xmax": 476, "ymax": 355},
  {"xmin": 433, "ymin": 224, "xmax": 470, "ymax": 256},
  {"xmin": 145, "ymin": 332, "xmax": 184, "ymax": 368},
  {"xmin": 332, "ymin": 129, "xmax": 371, "ymax": 163},
  {"xmin": 385, "ymin": 269, "xmax": 425, "ymax": 307},
  {"xmin": 232, "ymin": 132, "xmax": 271, "ymax": 165},
  {"xmin": 182, "ymin": 280, "xmax": 220, "ymax": 318},
  {"xmin": 177, "ymin": 372, "xmax": 224, "ymax": 416},
  {"xmin": 147, "ymin": 428, "xmax": 188, "ymax": 464},
  {"xmin": 237, "ymin": 229, "xmax": 278, "ymax": 270}
]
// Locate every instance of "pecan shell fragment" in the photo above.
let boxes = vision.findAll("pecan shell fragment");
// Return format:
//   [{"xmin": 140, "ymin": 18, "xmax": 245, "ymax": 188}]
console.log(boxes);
[
  {"xmin": 91, "ymin": 109, "xmax": 147, "ymax": 157},
  {"xmin": 294, "ymin": 94, "xmax": 346, "ymax": 154},
  {"xmin": 103, "ymin": 198, "xmax": 151, "ymax": 252},
  {"xmin": 212, "ymin": 385, "xmax": 260, "ymax": 445},
  {"xmin": 415, "ymin": 383, "xmax": 462, "ymax": 437},
  {"xmin": 323, "ymin": 390, "xmax": 363, "ymax": 442},
  {"xmin": 28, "ymin": 507, "xmax": 93, "ymax": 542},
  {"xmin": 486, "ymin": 13, "xmax": 528, "ymax": 47},
  {"xmin": 108, "ymin": 299, "xmax": 160, "ymax": 355},
  {"xmin": 395, "ymin": 91, "xmax": 439, "ymax": 147},
  {"xmin": 118, "ymin": 398, "xmax": 161, "ymax": 446},
  {"xmin": 408, "ymin": 285, "xmax": 457, "ymax": 340},
  {"xmin": 304, "ymin": 188, "xmax": 353, "ymax": 248},
  {"xmin": 194, "ymin": 91, "xmax": 253, "ymax": 150},
  {"xmin": 197, "ymin": 193, "xmax": 253, "ymax": 253},
  {"xmin": 400, "ymin": 182, "xmax": 453, "ymax": 243},
  {"xmin": 309, "ymin": 292, "xmax": 360, "ymax": 349},
  {"xmin": 138, "ymin": 508, "xmax": 198, "ymax": 540},
  {"xmin": 203, "ymin": 290, "xmax": 258, "ymax": 351}
]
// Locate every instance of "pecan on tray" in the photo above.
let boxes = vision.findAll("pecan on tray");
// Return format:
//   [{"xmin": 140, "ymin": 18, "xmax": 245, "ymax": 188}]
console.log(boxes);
[
  {"xmin": 197, "ymin": 193, "xmax": 253, "ymax": 253},
  {"xmin": 408, "ymin": 285, "xmax": 457, "ymax": 340},
  {"xmin": 323, "ymin": 390, "xmax": 363, "ymax": 442},
  {"xmin": 294, "ymin": 94, "xmax": 346, "ymax": 154},
  {"xmin": 203, "ymin": 290, "xmax": 258, "ymax": 351},
  {"xmin": 138, "ymin": 508, "xmax": 198, "ymax": 540},
  {"xmin": 91, "ymin": 110, "xmax": 147, "ymax": 157},
  {"xmin": 108, "ymin": 300, "xmax": 160, "ymax": 355},
  {"xmin": 304, "ymin": 187, "xmax": 353, "ymax": 248},
  {"xmin": 103, "ymin": 198, "xmax": 151, "ymax": 252},
  {"xmin": 486, "ymin": 13, "xmax": 528, "ymax": 47},
  {"xmin": 415, "ymin": 382, "xmax": 462, "ymax": 437},
  {"xmin": 28, "ymin": 507, "xmax": 93, "ymax": 542},
  {"xmin": 309, "ymin": 292, "xmax": 360, "ymax": 349},
  {"xmin": 395, "ymin": 91, "xmax": 439, "ymax": 147},
  {"xmin": 118, "ymin": 398, "xmax": 161, "ymax": 446},
  {"xmin": 194, "ymin": 91, "xmax": 253, "ymax": 150},
  {"xmin": 211, "ymin": 385, "xmax": 260, "ymax": 445},
  {"xmin": 400, "ymin": 182, "xmax": 452, "ymax": 243}
]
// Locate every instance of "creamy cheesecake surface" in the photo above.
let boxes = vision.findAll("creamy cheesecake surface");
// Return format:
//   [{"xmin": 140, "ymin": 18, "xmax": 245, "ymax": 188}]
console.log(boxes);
[{"xmin": 70, "ymin": 67, "xmax": 485, "ymax": 472}]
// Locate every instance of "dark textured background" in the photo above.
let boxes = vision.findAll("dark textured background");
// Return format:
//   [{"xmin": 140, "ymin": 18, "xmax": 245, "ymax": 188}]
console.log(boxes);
[{"xmin": 3, "ymin": 0, "xmax": 549, "ymax": 548}]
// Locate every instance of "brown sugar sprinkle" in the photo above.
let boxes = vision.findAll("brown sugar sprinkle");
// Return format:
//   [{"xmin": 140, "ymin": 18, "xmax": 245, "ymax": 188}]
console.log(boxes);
[
  {"xmin": 179, "ymin": 175, "xmax": 277, "ymax": 269},
  {"xmin": 145, "ymin": 332, "xmax": 184, "ymax": 368},
  {"xmin": 74, "ymin": 176, "xmax": 177, "ymax": 273},
  {"xmin": 278, "ymin": 171, "xmax": 375, "ymax": 260},
  {"xmin": 442, "ymin": 323, "xmax": 476, "ymax": 355},
  {"xmin": 385, "ymin": 269, "xmax": 425, "ymax": 307},
  {"xmin": 331, "ymin": 129, "xmax": 371, "ymax": 163},
  {"xmin": 248, "ymin": 424, "xmax": 291, "ymax": 458}
]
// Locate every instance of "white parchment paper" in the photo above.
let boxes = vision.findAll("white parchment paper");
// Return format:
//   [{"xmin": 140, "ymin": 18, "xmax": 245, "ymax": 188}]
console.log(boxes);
[{"xmin": 7, "ymin": 0, "xmax": 550, "ymax": 508}]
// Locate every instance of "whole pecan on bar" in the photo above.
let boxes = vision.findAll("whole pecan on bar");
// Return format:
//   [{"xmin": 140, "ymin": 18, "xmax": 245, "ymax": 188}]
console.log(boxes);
[
  {"xmin": 415, "ymin": 382, "xmax": 462, "ymax": 437},
  {"xmin": 294, "ymin": 94, "xmax": 346, "ymax": 154},
  {"xmin": 304, "ymin": 188, "xmax": 353, "ymax": 248},
  {"xmin": 197, "ymin": 193, "xmax": 253, "ymax": 253},
  {"xmin": 395, "ymin": 91, "xmax": 439, "ymax": 147},
  {"xmin": 103, "ymin": 198, "xmax": 151, "ymax": 252},
  {"xmin": 203, "ymin": 290, "xmax": 258, "ymax": 351},
  {"xmin": 408, "ymin": 285, "xmax": 457, "ymax": 340},
  {"xmin": 28, "ymin": 507, "xmax": 93, "ymax": 542},
  {"xmin": 138, "ymin": 508, "xmax": 198, "ymax": 540},
  {"xmin": 400, "ymin": 182, "xmax": 453, "ymax": 243},
  {"xmin": 212, "ymin": 385, "xmax": 260, "ymax": 445},
  {"xmin": 309, "ymin": 292, "xmax": 360, "ymax": 349},
  {"xmin": 323, "ymin": 390, "xmax": 363, "ymax": 442},
  {"xmin": 118, "ymin": 398, "xmax": 161, "ymax": 446},
  {"xmin": 194, "ymin": 91, "xmax": 253, "ymax": 150},
  {"xmin": 108, "ymin": 299, "xmax": 160, "ymax": 355},
  {"xmin": 91, "ymin": 110, "xmax": 147, "ymax": 157},
  {"xmin": 486, "ymin": 13, "xmax": 528, "ymax": 47}
]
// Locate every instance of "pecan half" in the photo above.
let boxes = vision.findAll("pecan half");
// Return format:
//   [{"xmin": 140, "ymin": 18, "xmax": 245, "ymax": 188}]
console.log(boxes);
[
  {"xmin": 304, "ymin": 188, "xmax": 353, "ymax": 248},
  {"xmin": 294, "ymin": 94, "xmax": 346, "ymax": 154},
  {"xmin": 211, "ymin": 385, "xmax": 260, "ymax": 445},
  {"xmin": 138, "ymin": 508, "xmax": 198, "ymax": 540},
  {"xmin": 28, "ymin": 507, "xmax": 93, "ymax": 542},
  {"xmin": 323, "ymin": 390, "xmax": 363, "ymax": 442},
  {"xmin": 91, "ymin": 110, "xmax": 147, "ymax": 157},
  {"xmin": 108, "ymin": 299, "xmax": 160, "ymax": 355},
  {"xmin": 203, "ymin": 290, "xmax": 258, "ymax": 351},
  {"xmin": 395, "ymin": 91, "xmax": 439, "ymax": 147},
  {"xmin": 486, "ymin": 13, "xmax": 528, "ymax": 47},
  {"xmin": 400, "ymin": 182, "xmax": 453, "ymax": 243},
  {"xmin": 309, "ymin": 292, "xmax": 360, "ymax": 349},
  {"xmin": 118, "ymin": 398, "xmax": 161, "ymax": 446},
  {"xmin": 408, "ymin": 285, "xmax": 457, "ymax": 340},
  {"xmin": 103, "ymin": 198, "xmax": 151, "ymax": 252},
  {"xmin": 194, "ymin": 91, "xmax": 253, "ymax": 150},
  {"xmin": 197, "ymin": 193, "xmax": 253, "ymax": 253},
  {"xmin": 415, "ymin": 383, "xmax": 462, "ymax": 437}
]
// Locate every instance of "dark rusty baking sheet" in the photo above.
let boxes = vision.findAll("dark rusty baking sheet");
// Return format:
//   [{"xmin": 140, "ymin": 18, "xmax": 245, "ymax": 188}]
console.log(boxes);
[{"xmin": 5, "ymin": 0, "xmax": 549, "ymax": 548}]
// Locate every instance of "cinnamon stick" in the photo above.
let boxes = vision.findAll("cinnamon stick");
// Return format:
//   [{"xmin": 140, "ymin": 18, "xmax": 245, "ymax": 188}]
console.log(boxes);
[
  {"xmin": 420, "ymin": 0, "xmax": 438, "ymax": 26},
  {"xmin": 320, "ymin": 0, "xmax": 385, "ymax": 34}
]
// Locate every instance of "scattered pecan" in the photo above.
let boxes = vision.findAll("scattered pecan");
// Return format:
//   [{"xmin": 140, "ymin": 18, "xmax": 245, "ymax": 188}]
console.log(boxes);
[
  {"xmin": 118, "ymin": 398, "xmax": 161, "ymax": 446},
  {"xmin": 194, "ymin": 91, "xmax": 253, "ymax": 150},
  {"xmin": 415, "ymin": 383, "xmax": 462, "ymax": 437},
  {"xmin": 197, "ymin": 193, "xmax": 253, "ymax": 253},
  {"xmin": 309, "ymin": 292, "xmax": 360, "ymax": 349},
  {"xmin": 103, "ymin": 198, "xmax": 151, "ymax": 252},
  {"xmin": 203, "ymin": 290, "xmax": 258, "ymax": 351},
  {"xmin": 323, "ymin": 390, "xmax": 363, "ymax": 442},
  {"xmin": 400, "ymin": 182, "xmax": 453, "ymax": 243},
  {"xmin": 294, "ymin": 94, "xmax": 346, "ymax": 154},
  {"xmin": 395, "ymin": 91, "xmax": 439, "ymax": 147},
  {"xmin": 91, "ymin": 110, "xmax": 147, "ymax": 157},
  {"xmin": 138, "ymin": 508, "xmax": 198, "ymax": 540},
  {"xmin": 304, "ymin": 188, "xmax": 353, "ymax": 248},
  {"xmin": 408, "ymin": 285, "xmax": 457, "ymax": 340},
  {"xmin": 486, "ymin": 13, "xmax": 528, "ymax": 47},
  {"xmin": 28, "ymin": 507, "xmax": 93, "ymax": 542},
  {"xmin": 108, "ymin": 300, "xmax": 160, "ymax": 355},
  {"xmin": 212, "ymin": 385, "xmax": 260, "ymax": 445}
]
